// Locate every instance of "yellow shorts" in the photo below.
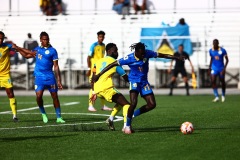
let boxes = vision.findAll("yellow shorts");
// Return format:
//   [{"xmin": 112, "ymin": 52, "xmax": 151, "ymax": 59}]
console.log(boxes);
[
  {"xmin": 0, "ymin": 76, "xmax": 13, "ymax": 88},
  {"xmin": 97, "ymin": 87, "xmax": 120, "ymax": 103}
]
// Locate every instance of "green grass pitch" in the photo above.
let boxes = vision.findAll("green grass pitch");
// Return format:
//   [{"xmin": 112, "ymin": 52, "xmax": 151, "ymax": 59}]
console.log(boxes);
[{"xmin": 0, "ymin": 94, "xmax": 239, "ymax": 160}]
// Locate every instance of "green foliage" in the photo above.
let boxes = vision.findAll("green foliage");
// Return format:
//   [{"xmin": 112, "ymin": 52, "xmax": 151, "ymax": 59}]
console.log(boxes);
[{"xmin": 0, "ymin": 95, "xmax": 240, "ymax": 160}]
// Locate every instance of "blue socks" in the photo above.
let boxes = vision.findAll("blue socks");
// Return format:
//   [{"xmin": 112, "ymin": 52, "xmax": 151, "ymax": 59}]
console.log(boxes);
[
  {"xmin": 133, "ymin": 109, "xmax": 141, "ymax": 117},
  {"xmin": 55, "ymin": 107, "xmax": 61, "ymax": 118},
  {"xmin": 39, "ymin": 106, "xmax": 46, "ymax": 114},
  {"xmin": 213, "ymin": 88, "xmax": 219, "ymax": 97}
]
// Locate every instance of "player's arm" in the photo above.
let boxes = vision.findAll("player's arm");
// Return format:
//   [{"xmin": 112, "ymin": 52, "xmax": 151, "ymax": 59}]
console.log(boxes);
[
  {"xmin": 157, "ymin": 52, "xmax": 185, "ymax": 61},
  {"xmin": 53, "ymin": 60, "xmax": 63, "ymax": 90},
  {"xmin": 92, "ymin": 61, "xmax": 119, "ymax": 82},
  {"xmin": 89, "ymin": 65, "xmax": 97, "ymax": 104},
  {"xmin": 116, "ymin": 66, "xmax": 129, "ymax": 83},
  {"xmin": 187, "ymin": 57, "xmax": 194, "ymax": 73},
  {"xmin": 168, "ymin": 59, "xmax": 174, "ymax": 74},
  {"xmin": 208, "ymin": 56, "xmax": 213, "ymax": 75},
  {"xmin": 86, "ymin": 56, "xmax": 92, "ymax": 77},
  {"xmin": 13, "ymin": 44, "xmax": 36, "ymax": 58},
  {"xmin": 222, "ymin": 54, "xmax": 229, "ymax": 74}
]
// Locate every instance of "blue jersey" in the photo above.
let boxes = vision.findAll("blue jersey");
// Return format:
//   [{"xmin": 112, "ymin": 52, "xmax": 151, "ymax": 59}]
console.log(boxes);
[
  {"xmin": 33, "ymin": 45, "xmax": 58, "ymax": 79},
  {"xmin": 118, "ymin": 50, "xmax": 157, "ymax": 82},
  {"xmin": 209, "ymin": 47, "xmax": 227, "ymax": 71}
]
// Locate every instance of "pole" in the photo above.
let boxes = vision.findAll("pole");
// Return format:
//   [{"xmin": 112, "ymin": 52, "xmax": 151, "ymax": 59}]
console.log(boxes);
[
  {"xmin": 238, "ymin": 36, "xmax": 240, "ymax": 89},
  {"xmin": 67, "ymin": 38, "xmax": 71, "ymax": 89}
]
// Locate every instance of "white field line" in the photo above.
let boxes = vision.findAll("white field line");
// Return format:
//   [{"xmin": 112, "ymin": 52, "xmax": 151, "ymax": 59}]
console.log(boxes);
[{"xmin": 0, "ymin": 102, "xmax": 123, "ymax": 130}]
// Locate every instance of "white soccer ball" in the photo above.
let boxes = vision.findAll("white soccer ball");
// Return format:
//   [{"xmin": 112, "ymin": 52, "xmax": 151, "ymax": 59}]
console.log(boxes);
[{"xmin": 180, "ymin": 122, "xmax": 194, "ymax": 134}]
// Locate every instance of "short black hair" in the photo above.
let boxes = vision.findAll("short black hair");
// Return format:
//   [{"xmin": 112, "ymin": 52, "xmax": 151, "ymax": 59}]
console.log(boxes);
[
  {"xmin": 97, "ymin": 30, "xmax": 105, "ymax": 36},
  {"xmin": 106, "ymin": 43, "xmax": 116, "ymax": 52},
  {"xmin": 179, "ymin": 18, "xmax": 186, "ymax": 25},
  {"xmin": 179, "ymin": 44, "xmax": 184, "ymax": 48},
  {"xmin": 129, "ymin": 42, "xmax": 146, "ymax": 51},
  {"xmin": 0, "ymin": 31, "xmax": 5, "ymax": 37},
  {"xmin": 40, "ymin": 31, "xmax": 49, "ymax": 38}
]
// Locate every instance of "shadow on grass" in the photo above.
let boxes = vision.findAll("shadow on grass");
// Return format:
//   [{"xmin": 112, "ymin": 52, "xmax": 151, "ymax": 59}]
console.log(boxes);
[
  {"xmin": 136, "ymin": 126, "xmax": 180, "ymax": 132},
  {"xmin": 0, "ymin": 134, "xmax": 77, "ymax": 142}
]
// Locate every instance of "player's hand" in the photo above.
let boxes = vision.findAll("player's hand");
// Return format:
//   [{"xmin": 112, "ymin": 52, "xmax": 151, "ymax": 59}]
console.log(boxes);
[
  {"xmin": 57, "ymin": 81, "xmax": 63, "ymax": 90},
  {"xmin": 89, "ymin": 93, "xmax": 97, "ymax": 104},
  {"xmin": 86, "ymin": 70, "xmax": 91, "ymax": 77},
  {"xmin": 31, "ymin": 51, "xmax": 37, "ymax": 57}
]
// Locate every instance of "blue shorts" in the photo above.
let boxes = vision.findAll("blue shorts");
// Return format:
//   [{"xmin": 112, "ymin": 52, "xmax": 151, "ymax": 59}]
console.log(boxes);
[
  {"xmin": 129, "ymin": 81, "xmax": 153, "ymax": 97},
  {"xmin": 211, "ymin": 69, "xmax": 224, "ymax": 78},
  {"xmin": 35, "ymin": 76, "xmax": 58, "ymax": 93}
]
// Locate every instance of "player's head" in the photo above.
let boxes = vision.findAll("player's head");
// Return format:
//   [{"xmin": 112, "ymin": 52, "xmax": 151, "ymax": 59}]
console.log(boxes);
[
  {"xmin": 213, "ymin": 39, "xmax": 219, "ymax": 49},
  {"xmin": 40, "ymin": 31, "xmax": 50, "ymax": 47},
  {"xmin": 28, "ymin": 33, "xmax": 32, "ymax": 38},
  {"xmin": 178, "ymin": 44, "xmax": 184, "ymax": 52},
  {"xmin": 97, "ymin": 30, "xmax": 105, "ymax": 44},
  {"xmin": 130, "ymin": 42, "xmax": 146, "ymax": 60},
  {"xmin": 0, "ymin": 31, "xmax": 5, "ymax": 45},
  {"xmin": 106, "ymin": 43, "xmax": 118, "ymax": 59}
]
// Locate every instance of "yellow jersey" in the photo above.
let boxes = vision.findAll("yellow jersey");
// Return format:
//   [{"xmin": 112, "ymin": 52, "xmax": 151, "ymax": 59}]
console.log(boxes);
[
  {"xmin": 0, "ymin": 43, "xmax": 12, "ymax": 77},
  {"xmin": 88, "ymin": 42, "xmax": 105, "ymax": 69},
  {"xmin": 94, "ymin": 56, "xmax": 126, "ymax": 94}
]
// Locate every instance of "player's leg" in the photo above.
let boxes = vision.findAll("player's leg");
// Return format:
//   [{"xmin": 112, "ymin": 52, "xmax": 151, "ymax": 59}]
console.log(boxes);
[
  {"xmin": 35, "ymin": 89, "xmax": 48, "ymax": 123},
  {"xmin": 101, "ymin": 98, "xmax": 112, "ymax": 111},
  {"xmin": 88, "ymin": 89, "xmax": 97, "ymax": 112},
  {"xmin": 182, "ymin": 68, "xmax": 189, "ymax": 96},
  {"xmin": 169, "ymin": 70, "xmax": 178, "ymax": 96},
  {"xmin": 112, "ymin": 93, "xmax": 131, "ymax": 133},
  {"xmin": 219, "ymin": 73, "xmax": 226, "ymax": 102},
  {"xmin": 106, "ymin": 103, "xmax": 121, "ymax": 131},
  {"xmin": 35, "ymin": 77, "xmax": 49, "ymax": 123},
  {"xmin": 134, "ymin": 94, "xmax": 156, "ymax": 116},
  {"xmin": 50, "ymin": 91, "xmax": 65, "ymax": 123},
  {"xmin": 210, "ymin": 71, "xmax": 219, "ymax": 102},
  {"xmin": 133, "ymin": 82, "xmax": 155, "ymax": 117},
  {"xmin": 5, "ymin": 87, "xmax": 18, "ymax": 122},
  {"xmin": 2, "ymin": 76, "xmax": 18, "ymax": 122}
]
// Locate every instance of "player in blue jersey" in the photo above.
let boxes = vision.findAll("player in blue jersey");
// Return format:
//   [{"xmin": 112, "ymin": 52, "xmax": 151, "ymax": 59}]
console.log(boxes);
[
  {"xmin": 93, "ymin": 42, "xmax": 184, "ymax": 134},
  {"xmin": 209, "ymin": 39, "xmax": 229, "ymax": 102},
  {"xmin": 13, "ymin": 31, "xmax": 65, "ymax": 123}
]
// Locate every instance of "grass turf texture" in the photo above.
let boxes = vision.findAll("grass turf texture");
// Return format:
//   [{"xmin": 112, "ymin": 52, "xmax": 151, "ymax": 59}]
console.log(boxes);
[{"xmin": 0, "ymin": 95, "xmax": 239, "ymax": 160}]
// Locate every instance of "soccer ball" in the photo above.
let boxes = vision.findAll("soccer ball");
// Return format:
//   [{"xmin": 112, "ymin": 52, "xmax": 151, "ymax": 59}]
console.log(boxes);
[{"xmin": 180, "ymin": 122, "xmax": 194, "ymax": 134}]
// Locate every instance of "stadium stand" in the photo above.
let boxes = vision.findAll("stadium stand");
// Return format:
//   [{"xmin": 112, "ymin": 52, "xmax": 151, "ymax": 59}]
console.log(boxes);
[{"xmin": 0, "ymin": 0, "xmax": 240, "ymax": 89}]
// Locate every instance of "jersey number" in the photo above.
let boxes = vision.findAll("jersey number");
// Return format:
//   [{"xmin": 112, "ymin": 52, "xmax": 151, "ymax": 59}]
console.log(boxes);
[{"xmin": 38, "ymin": 54, "xmax": 42, "ymax": 60}]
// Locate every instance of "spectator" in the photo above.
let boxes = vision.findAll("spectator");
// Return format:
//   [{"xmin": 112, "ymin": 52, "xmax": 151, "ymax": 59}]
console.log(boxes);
[
  {"xmin": 133, "ymin": 0, "xmax": 147, "ymax": 15},
  {"xmin": 23, "ymin": 33, "xmax": 39, "ymax": 65},
  {"xmin": 112, "ymin": 0, "xmax": 130, "ymax": 19},
  {"xmin": 39, "ymin": 0, "xmax": 63, "ymax": 16}
]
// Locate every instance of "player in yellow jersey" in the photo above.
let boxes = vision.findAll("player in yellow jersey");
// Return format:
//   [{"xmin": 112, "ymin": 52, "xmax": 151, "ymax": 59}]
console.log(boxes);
[
  {"xmin": 0, "ymin": 31, "xmax": 18, "ymax": 122},
  {"xmin": 86, "ymin": 31, "xmax": 112, "ymax": 112},
  {"xmin": 90, "ymin": 43, "xmax": 131, "ymax": 131}
]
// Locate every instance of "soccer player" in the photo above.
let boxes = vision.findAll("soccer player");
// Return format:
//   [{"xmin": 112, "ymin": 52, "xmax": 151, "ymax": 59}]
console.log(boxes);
[
  {"xmin": 86, "ymin": 30, "xmax": 112, "ymax": 112},
  {"xmin": 168, "ymin": 44, "xmax": 194, "ymax": 96},
  {"xmin": 90, "ymin": 43, "xmax": 131, "ymax": 131},
  {"xmin": 0, "ymin": 31, "xmax": 18, "ymax": 122},
  {"xmin": 93, "ymin": 42, "xmax": 184, "ymax": 134},
  {"xmin": 13, "ymin": 31, "xmax": 65, "ymax": 123},
  {"xmin": 209, "ymin": 39, "xmax": 229, "ymax": 102}
]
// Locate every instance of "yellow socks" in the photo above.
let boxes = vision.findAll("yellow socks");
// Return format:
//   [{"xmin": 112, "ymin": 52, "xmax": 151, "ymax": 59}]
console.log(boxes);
[{"xmin": 9, "ymin": 98, "xmax": 17, "ymax": 117}]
